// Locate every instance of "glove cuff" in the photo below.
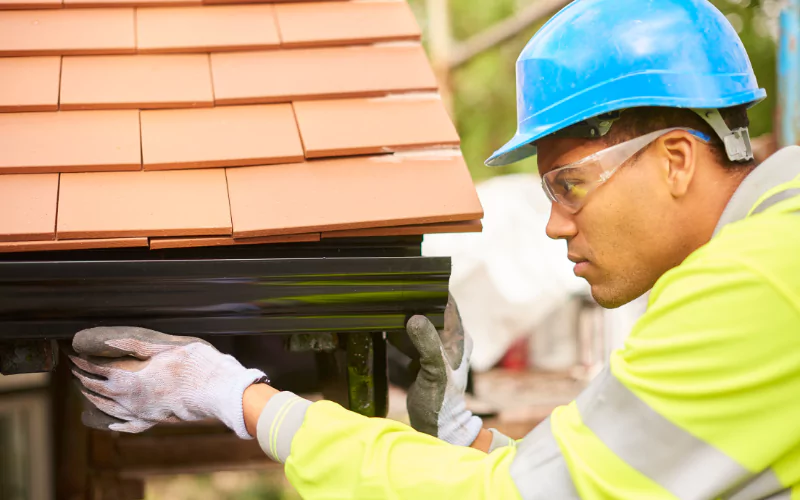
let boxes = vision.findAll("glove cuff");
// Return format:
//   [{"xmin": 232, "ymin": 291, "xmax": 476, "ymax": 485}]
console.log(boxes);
[
  {"xmin": 439, "ymin": 406, "xmax": 483, "ymax": 447},
  {"xmin": 488, "ymin": 428, "xmax": 516, "ymax": 452},
  {"xmin": 218, "ymin": 367, "xmax": 268, "ymax": 439}
]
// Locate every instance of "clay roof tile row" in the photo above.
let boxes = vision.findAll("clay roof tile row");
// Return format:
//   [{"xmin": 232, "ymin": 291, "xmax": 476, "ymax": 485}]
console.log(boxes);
[
  {"xmin": 0, "ymin": 98, "xmax": 457, "ymax": 173},
  {"xmin": 0, "ymin": 2, "xmax": 419, "ymax": 55},
  {"xmin": 0, "ymin": 45, "xmax": 436, "ymax": 111},
  {"xmin": 0, "ymin": 154, "xmax": 482, "ymax": 242}
]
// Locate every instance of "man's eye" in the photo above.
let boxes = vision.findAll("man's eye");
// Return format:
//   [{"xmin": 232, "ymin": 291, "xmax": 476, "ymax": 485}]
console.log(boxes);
[
  {"xmin": 555, "ymin": 177, "xmax": 589, "ymax": 198},
  {"xmin": 557, "ymin": 178, "xmax": 584, "ymax": 191}
]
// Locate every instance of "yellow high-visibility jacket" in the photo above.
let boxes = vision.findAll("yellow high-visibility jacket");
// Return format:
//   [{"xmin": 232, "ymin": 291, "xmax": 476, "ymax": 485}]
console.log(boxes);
[{"xmin": 256, "ymin": 147, "xmax": 800, "ymax": 500}]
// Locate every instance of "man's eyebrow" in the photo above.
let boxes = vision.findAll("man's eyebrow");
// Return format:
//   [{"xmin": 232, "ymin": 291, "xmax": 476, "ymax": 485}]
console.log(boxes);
[{"xmin": 544, "ymin": 163, "xmax": 570, "ymax": 174}]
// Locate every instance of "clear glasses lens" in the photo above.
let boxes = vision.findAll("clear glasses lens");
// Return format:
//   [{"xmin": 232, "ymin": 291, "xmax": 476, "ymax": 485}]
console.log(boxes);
[
  {"xmin": 540, "ymin": 127, "xmax": 701, "ymax": 213},
  {"xmin": 543, "ymin": 161, "xmax": 603, "ymax": 211}
]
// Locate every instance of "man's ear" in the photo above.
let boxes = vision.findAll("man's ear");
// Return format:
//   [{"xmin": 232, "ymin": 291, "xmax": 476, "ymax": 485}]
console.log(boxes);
[{"xmin": 660, "ymin": 132, "xmax": 697, "ymax": 198}]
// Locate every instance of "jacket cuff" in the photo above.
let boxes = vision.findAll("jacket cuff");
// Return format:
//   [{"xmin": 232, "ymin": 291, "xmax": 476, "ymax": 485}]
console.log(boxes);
[
  {"xmin": 256, "ymin": 391, "xmax": 312, "ymax": 463},
  {"xmin": 488, "ymin": 428, "xmax": 516, "ymax": 452}
]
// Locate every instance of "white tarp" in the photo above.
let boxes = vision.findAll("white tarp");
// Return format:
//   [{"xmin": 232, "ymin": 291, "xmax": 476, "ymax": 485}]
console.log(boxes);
[{"xmin": 422, "ymin": 173, "xmax": 590, "ymax": 371}]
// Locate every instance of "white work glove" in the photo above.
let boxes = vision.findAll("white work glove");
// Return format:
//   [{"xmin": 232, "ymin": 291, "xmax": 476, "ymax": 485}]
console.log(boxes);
[
  {"xmin": 69, "ymin": 327, "xmax": 266, "ymax": 439},
  {"xmin": 406, "ymin": 294, "xmax": 482, "ymax": 446}
]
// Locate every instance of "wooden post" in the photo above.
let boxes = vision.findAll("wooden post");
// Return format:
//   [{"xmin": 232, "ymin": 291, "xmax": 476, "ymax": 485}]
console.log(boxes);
[
  {"xmin": 426, "ymin": 0, "xmax": 454, "ymax": 112},
  {"xmin": 51, "ymin": 350, "xmax": 89, "ymax": 500}
]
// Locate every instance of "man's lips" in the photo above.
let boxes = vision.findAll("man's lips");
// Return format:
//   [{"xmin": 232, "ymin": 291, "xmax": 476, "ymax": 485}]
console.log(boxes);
[
  {"xmin": 568, "ymin": 254, "xmax": 591, "ymax": 276},
  {"xmin": 567, "ymin": 254, "xmax": 587, "ymax": 264}
]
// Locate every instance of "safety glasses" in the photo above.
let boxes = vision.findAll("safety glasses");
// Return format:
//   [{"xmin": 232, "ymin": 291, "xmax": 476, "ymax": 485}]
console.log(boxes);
[{"xmin": 541, "ymin": 127, "xmax": 710, "ymax": 214}]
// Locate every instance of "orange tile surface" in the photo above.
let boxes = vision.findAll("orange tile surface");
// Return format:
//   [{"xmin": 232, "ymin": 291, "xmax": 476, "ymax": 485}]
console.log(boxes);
[
  {"xmin": 66, "ymin": 0, "xmax": 199, "ymax": 7},
  {"xmin": 0, "ymin": 0, "xmax": 61, "ymax": 10},
  {"xmin": 322, "ymin": 219, "xmax": 483, "ymax": 238},
  {"xmin": 136, "ymin": 5, "xmax": 279, "ymax": 53},
  {"xmin": 0, "ymin": 9, "xmax": 135, "ymax": 56},
  {"xmin": 140, "ymin": 104, "xmax": 303, "ymax": 170},
  {"xmin": 226, "ymin": 155, "xmax": 483, "ymax": 238},
  {"xmin": 0, "ymin": 110, "xmax": 141, "ymax": 174},
  {"xmin": 0, "ymin": 237, "xmax": 148, "ymax": 253},
  {"xmin": 57, "ymin": 169, "xmax": 231, "ymax": 238},
  {"xmin": 60, "ymin": 54, "xmax": 213, "ymax": 110},
  {"xmin": 294, "ymin": 96, "xmax": 460, "ymax": 158},
  {"xmin": 0, "ymin": 1, "xmax": 478, "ymax": 254},
  {"xmin": 202, "ymin": 0, "xmax": 339, "ymax": 4},
  {"xmin": 0, "ymin": 174, "xmax": 59, "ymax": 242},
  {"xmin": 0, "ymin": 56, "xmax": 61, "ymax": 112},
  {"xmin": 150, "ymin": 233, "xmax": 319, "ymax": 250},
  {"xmin": 275, "ymin": 1, "xmax": 420, "ymax": 47},
  {"xmin": 211, "ymin": 45, "xmax": 436, "ymax": 105}
]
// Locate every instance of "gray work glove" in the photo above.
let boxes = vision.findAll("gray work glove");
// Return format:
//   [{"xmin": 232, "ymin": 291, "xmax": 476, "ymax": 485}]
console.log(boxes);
[
  {"xmin": 406, "ymin": 295, "xmax": 482, "ymax": 446},
  {"xmin": 69, "ymin": 327, "xmax": 266, "ymax": 438}
]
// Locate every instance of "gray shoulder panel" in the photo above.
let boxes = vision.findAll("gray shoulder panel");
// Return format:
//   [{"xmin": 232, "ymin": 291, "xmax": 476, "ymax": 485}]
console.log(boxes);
[{"xmin": 509, "ymin": 417, "xmax": 580, "ymax": 500}]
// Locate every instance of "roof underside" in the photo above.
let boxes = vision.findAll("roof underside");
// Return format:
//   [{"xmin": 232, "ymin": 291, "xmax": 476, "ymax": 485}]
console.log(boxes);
[{"xmin": 0, "ymin": 0, "xmax": 483, "ymax": 253}]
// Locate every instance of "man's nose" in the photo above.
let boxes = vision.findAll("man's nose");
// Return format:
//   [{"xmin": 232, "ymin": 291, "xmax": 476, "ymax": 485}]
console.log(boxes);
[{"xmin": 545, "ymin": 202, "xmax": 578, "ymax": 240}]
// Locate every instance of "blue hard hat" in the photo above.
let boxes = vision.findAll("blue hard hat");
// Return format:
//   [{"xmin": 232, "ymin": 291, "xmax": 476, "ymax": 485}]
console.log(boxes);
[{"xmin": 486, "ymin": 0, "xmax": 767, "ymax": 167}]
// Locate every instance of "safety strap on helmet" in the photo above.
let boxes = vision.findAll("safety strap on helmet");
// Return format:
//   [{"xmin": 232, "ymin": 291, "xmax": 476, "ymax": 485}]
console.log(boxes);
[{"xmin": 691, "ymin": 109, "xmax": 754, "ymax": 163}]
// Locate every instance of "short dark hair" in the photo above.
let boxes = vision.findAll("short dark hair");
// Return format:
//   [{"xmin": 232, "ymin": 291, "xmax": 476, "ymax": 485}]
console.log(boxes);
[{"xmin": 602, "ymin": 105, "xmax": 754, "ymax": 170}]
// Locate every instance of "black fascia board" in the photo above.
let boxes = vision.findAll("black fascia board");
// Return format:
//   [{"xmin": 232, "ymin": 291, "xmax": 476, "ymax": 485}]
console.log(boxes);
[{"xmin": 0, "ymin": 246, "xmax": 450, "ymax": 340}]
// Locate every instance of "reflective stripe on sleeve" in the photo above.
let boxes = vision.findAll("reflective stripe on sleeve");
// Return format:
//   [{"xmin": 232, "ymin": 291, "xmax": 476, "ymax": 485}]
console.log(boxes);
[
  {"xmin": 764, "ymin": 489, "xmax": 793, "ymax": 500},
  {"xmin": 256, "ymin": 391, "xmax": 312, "ymax": 464},
  {"xmin": 725, "ymin": 468, "xmax": 786, "ymax": 500},
  {"xmin": 509, "ymin": 417, "xmax": 580, "ymax": 500},
  {"xmin": 576, "ymin": 368, "xmax": 755, "ymax": 500},
  {"xmin": 750, "ymin": 188, "xmax": 800, "ymax": 215}
]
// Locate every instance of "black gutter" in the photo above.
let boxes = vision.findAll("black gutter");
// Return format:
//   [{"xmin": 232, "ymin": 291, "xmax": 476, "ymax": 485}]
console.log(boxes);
[{"xmin": 0, "ymin": 255, "xmax": 450, "ymax": 340}]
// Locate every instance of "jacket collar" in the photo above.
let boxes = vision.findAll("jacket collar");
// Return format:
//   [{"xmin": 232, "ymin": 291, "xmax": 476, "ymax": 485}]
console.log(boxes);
[{"xmin": 713, "ymin": 146, "xmax": 800, "ymax": 237}]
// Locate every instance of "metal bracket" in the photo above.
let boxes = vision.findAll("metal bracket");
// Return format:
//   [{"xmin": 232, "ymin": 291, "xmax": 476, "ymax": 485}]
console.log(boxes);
[{"xmin": 288, "ymin": 333, "xmax": 338, "ymax": 353}]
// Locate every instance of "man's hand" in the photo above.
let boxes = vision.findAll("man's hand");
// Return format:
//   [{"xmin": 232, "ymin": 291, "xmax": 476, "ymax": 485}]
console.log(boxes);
[
  {"xmin": 406, "ymin": 295, "xmax": 483, "ymax": 447},
  {"xmin": 69, "ymin": 327, "xmax": 267, "ymax": 439}
]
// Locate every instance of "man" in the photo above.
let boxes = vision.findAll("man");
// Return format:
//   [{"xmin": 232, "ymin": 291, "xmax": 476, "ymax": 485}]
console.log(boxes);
[{"xmin": 69, "ymin": 0, "xmax": 800, "ymax": 498}]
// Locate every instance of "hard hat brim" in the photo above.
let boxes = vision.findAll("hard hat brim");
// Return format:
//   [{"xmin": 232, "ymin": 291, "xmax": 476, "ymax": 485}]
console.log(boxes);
[{"xmin": 485, "ymin": 85, "xmax": 766, "ymax": 168}]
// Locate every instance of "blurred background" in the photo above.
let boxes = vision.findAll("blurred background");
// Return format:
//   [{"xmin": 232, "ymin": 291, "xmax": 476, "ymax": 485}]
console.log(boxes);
[{"xmin": 0, "ymin": 1, "xmax": 785, "ymax": 498}]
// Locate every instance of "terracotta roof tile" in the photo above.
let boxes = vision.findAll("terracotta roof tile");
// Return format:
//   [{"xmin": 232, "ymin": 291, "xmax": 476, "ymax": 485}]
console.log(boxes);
[
  {"xmin": 201, "ymin": 0, "xmax": 339, "ymax": 5},
  {"xmin": 140, "ymin": 104, "xmax": 303, "ymax": 170},
  {"xmin": 226, "ymin": 154, "xmax": 483, "ymax": 238},
  {"xmin": 322, "ymin": 219, "xmax": 482, "ymax": 238},
  {"xmin": 66, "ymin": 0, "xmax": 199, "ymax": 8},
  {"xmin": 0, "ymin": 237, "xmax": 148, "ymax": 253},
  {"xmin": 0, "ymin": 110, "xmax": 141, "ymax": 174},
  {"xmin": 57, "ymin": 169, "xmax": 231, "ymax": 238},
  {"xmin": 60, "ymin": 54, "xmax": 213, "ymax": 110},
  {"xmin": 0, "ymin": 0, "xmax": 61, "ymax": 11},
  {"xmin": 0, "ymin": 173, "xmax": 59, "ymax": 242},
  {"xmin": 0, "ymin": 8, "xmax": 135, "ymax": 56},
  {"xmin": 211, "ymin": 45, "xmax": 436, "ymax": 105},
  {"xmin": 136, "ymin": 5, "xmax": 279, "ymax": 53},
  {"xmin": 275, "ymin": 1, "xmax": 420, "ymax": 48},
  {"xmin": 294, "ymin": 96, "xmax": 459, "ymax": 158},
  {"xmin": 149, "ymin": 232, "xmax": 319, "ymax": 250},
  {"xmin": 0, "ymin": 56, "xmax": 61, "ymax": 112}
]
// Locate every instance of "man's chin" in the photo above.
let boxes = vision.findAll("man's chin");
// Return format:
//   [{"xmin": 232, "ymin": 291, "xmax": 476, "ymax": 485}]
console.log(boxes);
[{"xmin": 590, "ymin": 284, "xmax": 633, "ymax": 309}]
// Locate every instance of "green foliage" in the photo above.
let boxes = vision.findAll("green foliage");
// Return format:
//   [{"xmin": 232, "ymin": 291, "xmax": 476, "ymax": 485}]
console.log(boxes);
[
  {"xmin": 410, "ymin": 0, "xmax": 778, "ymax": 181},
  {"xmin": 710, "ymin": 0, "xmax": 777, "ymax": 138}
]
